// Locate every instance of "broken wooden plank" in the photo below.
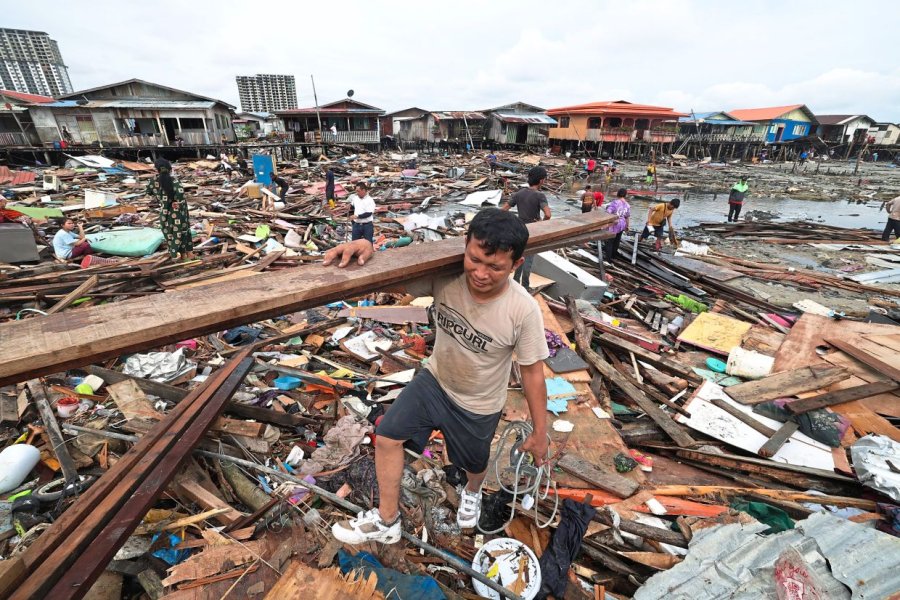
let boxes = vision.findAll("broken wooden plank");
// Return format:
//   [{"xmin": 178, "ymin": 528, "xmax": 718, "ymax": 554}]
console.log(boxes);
[
  {"xmin": 45, "ymin": 275, "xmax": 98, "ymax": 315},
  {"xmin": 758, "ymin": 421, "xmax": 800, "ymax": 458},
  {"xmin": 710, "ymin": 398, "xmax": 777, "ymax": 437},
  {"xmin": 336, "ymin": 305, "xmax": 429, "ymax": 324},
  {"xmin": 786, "ymin": 380, "xmax": 900, "ymax": 414},
  {"xmin": 174, "ymin": 480, "xmax": 245, "ymax": 526},
  {"xmin": 825, "ymin": 337, "xmax": 900, "ymax": 383},
  {"xmin": 583, "ymin": 346, "xmax": 694, "ymax": 447},
  {"xmin": 725, "ymin": 364, "xmax": 848, "ymax": 405},
  {"xmin": 557, "ymin": 453, "xmax": 639, "ymax": 498},
  {"xmin": 594, "ymin": 332, "xmax": 701, "ymax": 383},
  {"xmin": 26, "ymin": 380, "xmax": 79, "ymax": 483},
  {"xmin": 0, "ymin": 212, "xmax": 615, "ymax": 386}
]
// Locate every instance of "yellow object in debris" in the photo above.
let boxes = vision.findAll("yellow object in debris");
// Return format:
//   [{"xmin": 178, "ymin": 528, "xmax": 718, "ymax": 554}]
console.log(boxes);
[{"xmin": 329, "ymin": 368, "xmax": 354, "ymax": 379}]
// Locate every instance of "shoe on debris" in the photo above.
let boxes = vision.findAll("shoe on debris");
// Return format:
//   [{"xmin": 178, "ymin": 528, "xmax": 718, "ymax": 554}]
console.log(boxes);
[
  {"xmin": 332, "ymin": 508, "xmax": 401, "ymax": 545},
  {"xmin": 457, "ymin": 488, "xmax": 482, "ymax": 529}
]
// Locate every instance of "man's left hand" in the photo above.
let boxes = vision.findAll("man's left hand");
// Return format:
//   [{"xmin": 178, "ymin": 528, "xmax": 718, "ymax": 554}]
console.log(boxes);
[{"xmin": 520, "ymin": 433, "xmax": 549, "ymax": 467}]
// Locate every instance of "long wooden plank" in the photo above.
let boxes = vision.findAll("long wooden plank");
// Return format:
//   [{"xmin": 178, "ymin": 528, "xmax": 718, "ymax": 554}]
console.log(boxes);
[
  {"xmin": 825, "ymin": 337, "xmax": 900, "ymax": 383},
  {"xmin": 593, "ymin": 332, "xmax": 701, "ymax": 383},
  {"xmin": 0, "ymin": 352, "xmax": 250, "ymax": 599},
  {"xmin": 44, "ymin": 275, "xmax": 99, "ymax": 315},
  {"xmin": 757, "ymin": 421, "xmax": 799, "ymax": 458},
  {"xmin": 725, "ymin": 364, "xmax": 848, "ymax": 405},
  {"xmin": 13, "ymin": 356, "xmax": 253, "ymax": 600},
  {"xmin": 786, "ymin": 381, "xmax": 900, "ymax": 414},
  {"xmin": 0, "ymin": 212, "xmax": 615, "ymax": 387},
  {"xmin": 557, "ymin": 453, "xmax": 639, "ymax": 498}
]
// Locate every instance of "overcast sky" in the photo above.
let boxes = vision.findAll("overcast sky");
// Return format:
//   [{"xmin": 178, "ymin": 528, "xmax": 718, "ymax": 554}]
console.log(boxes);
[{"xmin": 7, "ymin": 0, "xmax": 900, "ymax": 121}]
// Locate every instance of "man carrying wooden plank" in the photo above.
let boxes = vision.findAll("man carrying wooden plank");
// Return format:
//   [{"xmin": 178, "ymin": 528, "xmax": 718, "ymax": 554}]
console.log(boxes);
[{"xmin": 324, "ymin": 208, "xmax": 551, "ymax": 544}]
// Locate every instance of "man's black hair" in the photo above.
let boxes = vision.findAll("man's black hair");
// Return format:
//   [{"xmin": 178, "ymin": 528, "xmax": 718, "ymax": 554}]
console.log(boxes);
[
  {"xmin": 466, "ymin": 208, "xmax": 528, "ymax": 261},
  {"xmin": 584, "ymin": 184, "xmax": 592, "ymax": 190},
  {"xmin": 617, "ymin": 188, "xmax": 627, "ymax": 198},
  {"xmin": 669, "ymin": 198, "xmax": 681, "ymax": 208},
  {"xmin": 527, "ymin": 166, "xmax": 547, "ymax": 186}
]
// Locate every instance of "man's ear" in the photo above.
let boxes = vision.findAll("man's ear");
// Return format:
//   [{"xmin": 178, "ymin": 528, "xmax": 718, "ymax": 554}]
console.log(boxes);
[{"xmin": 512, "ymin": 256, "xmax": 525, "ymax": 271}]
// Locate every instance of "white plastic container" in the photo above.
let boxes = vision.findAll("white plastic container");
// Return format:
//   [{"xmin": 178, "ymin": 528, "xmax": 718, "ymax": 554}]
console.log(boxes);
[
  {"xmin": 726, "ymin": 347, "xmax": 775, "ymax": 380},
  {"xmin": 0, "ymin": 444, "xmax": 41, "ymax": 494}
]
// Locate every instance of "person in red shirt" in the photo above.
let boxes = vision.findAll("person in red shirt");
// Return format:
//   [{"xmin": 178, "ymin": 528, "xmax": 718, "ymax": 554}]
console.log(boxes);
[
  {"xmin": 586, "ymin": 156, "xmax": 597, "ymax": 181},
  {"xmin": 0, "ymin": 197, "xmax": 26, "ymax": 223}
]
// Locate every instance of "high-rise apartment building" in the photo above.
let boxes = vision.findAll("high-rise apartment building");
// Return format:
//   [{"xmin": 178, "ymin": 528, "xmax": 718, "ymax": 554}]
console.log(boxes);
[
  {"xmin": 235, "ymin": 74, "xmax": 297, "ymax": 112},
  {"xmin": 0, "ymin": 28, "xmax": 73, "ymax": 97}
]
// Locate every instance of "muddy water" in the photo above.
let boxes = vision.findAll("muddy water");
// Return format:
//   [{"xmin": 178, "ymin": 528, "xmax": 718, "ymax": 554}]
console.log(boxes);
[{"xmin": 441, "ymin": 191, "xmax": 889, "ymax": 232}]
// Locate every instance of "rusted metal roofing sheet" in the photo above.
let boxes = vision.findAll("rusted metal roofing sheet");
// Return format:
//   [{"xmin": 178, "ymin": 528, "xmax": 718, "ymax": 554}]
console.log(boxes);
[
  {"xmin": 431, "ymin": 111, "xmax": 486, "ymax": 121},
  {"xmin": 634, "ymin": 512, "xmax": 899, "ymax": 599},
  {"xmin": 0, "ymin": 167, "xmax": 36, "ymax": 186},
  {"xmin": 494, "ymin": 112, "xmax": 556, "ymax": 125}
]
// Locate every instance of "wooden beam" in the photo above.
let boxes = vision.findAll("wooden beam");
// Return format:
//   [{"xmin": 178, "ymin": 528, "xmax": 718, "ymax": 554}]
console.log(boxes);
[
  {"xmin": 557, "ymin": 453, "xmax": 639, "ymax": 499},
  {"xmin": 594, "ymin": 332, "xmax": 702, "ymax": 383},
  {"xmin": 710, "ymin": 399, "xmax": 777, "ymax": 437},
  {"xmin": 725, "ymin": 364, "xmax": 848, "ymax": 405},
  {"xmin": 44, "ymin": 275, "xmax": 98, "ymax": 315},
  {"xmin": 0, "ymin": 212, "xmax": 615, "ymax": 386},
  {"xmin": 27, "ymin": 380, "xmax": 79, "ymax": 484},
  {"xmin": 584, "ymin": 346, "xmax": 694, "ymax": 447},
  {"xmin": 826, "ymin": 337, "xmax": 900, "ymax": 383},
  {"xmin": 757, "ymin": 421, "xmax": 799, "ymax": 458},
  {"xmin": 786, "ymin": 380, "xmax": 900, "ymax": 414}
]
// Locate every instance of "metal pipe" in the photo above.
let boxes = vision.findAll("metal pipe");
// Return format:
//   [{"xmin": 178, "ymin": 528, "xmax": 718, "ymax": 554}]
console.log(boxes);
[{"xmin": 61, "ymin": 425, "xmax": 523, "ymax": 600}]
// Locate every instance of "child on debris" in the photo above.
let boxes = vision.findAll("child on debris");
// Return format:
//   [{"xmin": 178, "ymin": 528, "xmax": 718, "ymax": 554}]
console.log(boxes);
[
  {"xmin": 603, "ymin": 188, "xmax": 631, "ymax": 261},
  {"xmin": 727, "ymin": 176, "xmax": 749, "ymax": 222},
  {"xmin": 269, "ymin": 172, "xmax": 289, "ymax": 204},
  {"xmin": 348, "ymin": 182, "xmax": 376, "ymax": 243},
  {"xmin": 322, "ymin": 208, "xmax": 550, "ymax": 544},
  {"xmin": 641, "ymin": 197, "xmax": 680, "ymax": 252},
  {"xmin": 645, "ymin": 163, "xmax": 656, "ymax": 186},
  {"xmin": 147, "ymin": 159, "xmax": 194, "ymax": 261},
  {"xmin": 486, "ymin": 152, "xmax": 498, "ymax": 174},
  {"xmin": 52, "ymin": 218, "xmax": 94, "ymax": 260},
  {"xmin": 586, "ymin": 156, "xmax": 596, "ymax": 180}
]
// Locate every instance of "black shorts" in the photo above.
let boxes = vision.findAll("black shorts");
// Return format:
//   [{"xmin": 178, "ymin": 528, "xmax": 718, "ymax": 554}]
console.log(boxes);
[{"xmin": 376, "ymin": 369, "xmax": 501, "ymax": 473}]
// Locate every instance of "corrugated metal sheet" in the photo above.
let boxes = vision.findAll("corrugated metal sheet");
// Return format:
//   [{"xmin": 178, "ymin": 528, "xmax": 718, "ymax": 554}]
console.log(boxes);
[
  {"xmin": 0, "ymin": 167, "xmax": 36, "ymax": 185},
  {"xmin": 495, "ymin": 112, "xmax": 557, "ymax": 125},
  {"xmin": 431, "ymin": 111, "xmax": 486, "ymax": 121},
  {"xmin": 634, "ymin": 512, "xmax": 900, "ymax": 600},
  {"xmin": 95, "ymin": 100, "xmax": 215, "ymax": 109}
]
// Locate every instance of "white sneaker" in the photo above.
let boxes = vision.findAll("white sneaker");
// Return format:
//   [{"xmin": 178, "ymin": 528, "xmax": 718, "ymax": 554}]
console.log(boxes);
[
  {"xmin": 331, "ymin": 508, "xmax": 401, "ymax": 545},
  {"xmin": 457, "ymin": 488, "xmax": 482, "ymax": 529}
]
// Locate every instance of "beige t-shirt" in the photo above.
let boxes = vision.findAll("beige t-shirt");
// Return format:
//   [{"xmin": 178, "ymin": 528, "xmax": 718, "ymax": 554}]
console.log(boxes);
[
  {"xmin": 886, "ymin": 196, "xmax": 900, "ymax": 220},
  {"xmin": 409, "ymin": 273, "xmax": 549, "ymax": 415}
]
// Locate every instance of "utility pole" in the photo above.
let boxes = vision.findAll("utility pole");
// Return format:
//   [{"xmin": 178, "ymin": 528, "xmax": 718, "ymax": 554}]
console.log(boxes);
[{"xmin": 310, "ymin": 75, "xmax": 323, "ymax": 134}]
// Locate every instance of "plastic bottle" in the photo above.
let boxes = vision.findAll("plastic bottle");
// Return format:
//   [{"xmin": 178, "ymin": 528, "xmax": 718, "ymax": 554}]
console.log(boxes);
[
  {"xmin": 0, "ymin": 444, "xmax": 40, "ymax": 494},
  {"xmin": 667, "ymin": 315, "xmax": 684, "ymax": 335}
]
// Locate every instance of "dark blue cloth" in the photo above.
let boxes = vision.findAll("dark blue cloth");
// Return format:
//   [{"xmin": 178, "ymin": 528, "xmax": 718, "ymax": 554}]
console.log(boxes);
[
  {"xmin": 352, "ymin": 221, "xmax": 374, "ymax": 243},
  {"xmin": 338, "ymin": 550, "xmax": 446, "ymax": 599}
]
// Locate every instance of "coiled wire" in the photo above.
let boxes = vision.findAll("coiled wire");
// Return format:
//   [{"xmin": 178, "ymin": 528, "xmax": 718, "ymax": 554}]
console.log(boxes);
[{"xmin": 477, "ymin": 421, "xmax": 559, "ymax": 534}]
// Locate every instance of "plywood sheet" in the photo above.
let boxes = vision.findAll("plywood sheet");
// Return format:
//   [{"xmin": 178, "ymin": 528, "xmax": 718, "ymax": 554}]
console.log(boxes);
[
  {"xmin": 773, "ymin": 314, "xmax": 899, "ymax": 372},
  {"xmin": 677, "ymin": 311, "xmax": 753, "ymax": 355},
  {"xmin": 665, "ymin": 255, "xmax": 743, "ymax": 281},
  {"xmin": 679, "ymin": 381, "xmax": 835, "ymax": 471}
]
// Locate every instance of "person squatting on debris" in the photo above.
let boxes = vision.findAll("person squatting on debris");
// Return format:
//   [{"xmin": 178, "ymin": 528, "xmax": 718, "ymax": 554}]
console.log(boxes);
[
  {"xmin": 323, "ymin": 208, "xmax": 551, "ymax": 544},
  {"xmin": 0, "ymin": 197, "xmax": 27, "ymax": 224},
  {"xmin": 348, "ymin": 181, "xmax": 376, "ymax": 243},
  {"xmin": 603, "ymin": 188, "xmax": 631, "ymax": 262},
  {"xmin": 52, "ymin": 218, "xmax": 94, "ymax": 260},
  {"xmin": 501, "ymin": 166, "xmax": 551, "ymax": 290},
  {"xmin": 728, "ymin": 176, "xmax": 749, "ymax": 222},
  {"xmin": 147, "ymin": 159, "xmax": 194, "ymax": 260},
  {"xmin": 883, "ymin": 195, "xmax": 900, "ymax": 242},
  {"xmin": 641, "ymin": 197, "xmax": 680, "ymax": 252}
]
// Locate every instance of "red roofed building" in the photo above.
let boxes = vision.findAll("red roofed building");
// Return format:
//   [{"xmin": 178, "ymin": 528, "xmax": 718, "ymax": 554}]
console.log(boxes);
[{"xmin": 546, "ymin": 100, "xmax": 687, "ymax": 147}]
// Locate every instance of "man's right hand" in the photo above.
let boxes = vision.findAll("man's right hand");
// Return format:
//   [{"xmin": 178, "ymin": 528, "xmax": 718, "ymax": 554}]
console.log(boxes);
[{"xmin": 323, "ymin": 239, "xmax": 375, "ymax": 267}]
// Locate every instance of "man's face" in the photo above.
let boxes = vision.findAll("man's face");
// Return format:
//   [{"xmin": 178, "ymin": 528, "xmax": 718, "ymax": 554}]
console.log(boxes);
[
  {"xmin": 0, "ymin": 198, "xmax": 6, "ymax": 210},
  {"xmin": 463, "ymin": 238, "xmax": 523, "ymax": 298},
  {"xmin": 356, "ymin": 186, "xmax": 367, "ymax": 197}
]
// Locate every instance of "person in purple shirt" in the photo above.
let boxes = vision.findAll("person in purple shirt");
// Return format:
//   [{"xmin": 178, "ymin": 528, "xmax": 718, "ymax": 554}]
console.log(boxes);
[{"xmin": 603, "ymin": 188, "xmax": 631, "ymax": 262}]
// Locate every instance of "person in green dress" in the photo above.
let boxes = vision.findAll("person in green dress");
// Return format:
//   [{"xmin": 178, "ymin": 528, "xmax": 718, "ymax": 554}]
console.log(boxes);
[{"xmin": 148, "ymin": 159, "xmax": 194, "ymax": 260}]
